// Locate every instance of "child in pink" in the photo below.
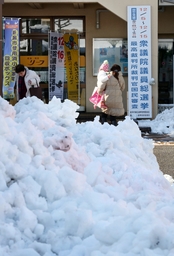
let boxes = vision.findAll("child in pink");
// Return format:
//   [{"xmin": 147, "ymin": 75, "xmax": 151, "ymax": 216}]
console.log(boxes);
[{"xmin": 97, "ymin": 60, "xmax": 112, "ymax": 87}]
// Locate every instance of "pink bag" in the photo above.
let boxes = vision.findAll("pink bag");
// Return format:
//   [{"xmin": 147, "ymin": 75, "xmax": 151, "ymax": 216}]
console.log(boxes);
[{"xmin": 89, "ymin": 87, "xmax": 107, "ymax": 109}]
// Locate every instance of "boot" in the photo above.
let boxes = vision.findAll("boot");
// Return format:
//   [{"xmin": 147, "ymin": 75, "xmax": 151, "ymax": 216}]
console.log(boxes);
[
  {"xmin": 101, "ymin": 117, "xmax": 107, "ymax": 124},
  {"xmin": 100, "ymin": 113, "xmax": 107, "ymax": 124},
  {"xmin": 110, "ymin": 116, "xmax": 117, "ymax": 126},
  {"xmin": 111, "ymin": 120, "xmax": 117, "ymax": 126}
]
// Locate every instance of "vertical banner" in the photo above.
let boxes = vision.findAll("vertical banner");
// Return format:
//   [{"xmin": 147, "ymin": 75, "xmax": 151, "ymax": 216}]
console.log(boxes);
[
  {"xmin": 64, "ymin": 33, "xmax": 79, "ymax": 102},
  {"xmin": 3, "ymin": 18, "xmax": 19, "ymax": 99},
  {"xmin": 127, "ymin": 6, "xmax": 152, "ymax": 119},
  {"xmin": 49, "ymin": 32, "xmax": 64, "ymax": 101}
]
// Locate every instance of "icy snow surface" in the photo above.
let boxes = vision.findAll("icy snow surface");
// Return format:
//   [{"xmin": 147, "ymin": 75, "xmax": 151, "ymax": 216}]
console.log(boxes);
[{"xmin": 0, "ymin": 96, "xmax": 174, "ymax": 256}]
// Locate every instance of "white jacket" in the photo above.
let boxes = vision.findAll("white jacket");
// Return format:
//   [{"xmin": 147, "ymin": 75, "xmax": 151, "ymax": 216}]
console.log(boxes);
[
  {"xmin": 15, "ymin": 67, "xmax": 40, "ymax": 100},
  {"xmin": 97, "ymin": 70, "xmax": 109, "ymax": 87}
]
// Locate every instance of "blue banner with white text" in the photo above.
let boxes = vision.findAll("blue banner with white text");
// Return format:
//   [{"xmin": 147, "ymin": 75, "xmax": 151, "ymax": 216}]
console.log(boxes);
[{"xmin": 3, "ymin": 18, "xmax": 19, "ymax": 99}]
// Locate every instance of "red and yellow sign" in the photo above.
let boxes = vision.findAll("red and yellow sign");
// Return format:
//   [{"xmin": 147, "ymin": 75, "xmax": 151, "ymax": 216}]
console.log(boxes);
[{"xmin": 20, "ymin": 56, "xmax": 48, "ymax": 68}]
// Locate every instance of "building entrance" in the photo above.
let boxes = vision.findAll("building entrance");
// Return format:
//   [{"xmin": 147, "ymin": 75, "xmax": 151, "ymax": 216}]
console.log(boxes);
[{"xmin": 158, "ymin": 39, "xmax": 173, "ymax": 104}]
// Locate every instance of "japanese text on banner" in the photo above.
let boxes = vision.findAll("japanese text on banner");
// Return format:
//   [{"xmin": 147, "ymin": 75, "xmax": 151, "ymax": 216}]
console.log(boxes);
[
  {"xmin": 3, "ymin": 18, "xmax": 19, "ymax": 99},
  {"xmin": 64, "ymin": 33, "xmax": 79, "ymax": 102},
  {"xmin": 127, "ymin": 6, "xmax": 152, "ymax": 119},
  {"xmin": 49, "ymin": 32, "xmax": 65, "ymax": 101}
]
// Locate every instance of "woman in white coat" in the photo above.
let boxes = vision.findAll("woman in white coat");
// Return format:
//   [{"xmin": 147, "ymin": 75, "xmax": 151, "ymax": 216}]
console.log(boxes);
[
  {"xmin": 97, "ymin": 64, "xmax": 125, "ymax": 126},
  {"xmin": 15, "ymin": 64, "xmax": 40, "ymax": 101}
]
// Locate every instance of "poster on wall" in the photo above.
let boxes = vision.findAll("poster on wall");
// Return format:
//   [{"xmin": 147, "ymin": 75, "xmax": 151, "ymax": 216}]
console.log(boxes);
[
  {"xmin": 48, "ymin": 32, "xmax": 65, "ymax": 101},
  {"xmin": 64, "ymin": 33, "xmax": 79, "ymax": 103},
  {"xmin": 127, "ymin": 6, "xmax": 152, "ymax": 119},
  {"xmin": 2, "ymin": 18, "xmax": 20, "ymax": 100},
  {"xmin": 93, "ymin": 38, "xmax": 128, "ymax": 76}
]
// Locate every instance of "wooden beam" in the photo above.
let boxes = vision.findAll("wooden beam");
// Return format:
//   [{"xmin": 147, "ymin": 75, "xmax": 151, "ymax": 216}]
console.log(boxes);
[
  {"xmin": 28, "ymin": 3, "xmax": 43, "ymax": 9},
  {"xmin": 73, "ymin": 3, "xmax": 84, "ymax": 9},
  {"xmin": 79, "ymin": 3, "xmax": 84, "ymax": 8},
  {"xmin": 73, "ymin": 3, "xmax": 79, "ymax": 8}
]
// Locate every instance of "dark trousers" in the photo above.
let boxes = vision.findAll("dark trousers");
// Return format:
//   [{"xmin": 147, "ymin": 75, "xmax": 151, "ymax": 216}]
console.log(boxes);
[
  {"xmin": 101, "ymin": 113, "xmax": 117, "ymax": 126},
  {"xmin": 101, "ymin": 113, "xmax": 107, "ymax": 124},
  {"xmin": 110, "ymin": 115, "xmax": 117, "ymax": 126}
]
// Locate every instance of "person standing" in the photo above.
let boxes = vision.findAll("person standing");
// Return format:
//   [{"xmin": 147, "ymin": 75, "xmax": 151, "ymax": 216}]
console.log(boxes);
[
  {"xmin": 97, "ymin": 64, "xmax": 125, "ymax": 126},
  {"xmin": 15, "ymin": 64, "xmax": 40, "ymax": 100}
]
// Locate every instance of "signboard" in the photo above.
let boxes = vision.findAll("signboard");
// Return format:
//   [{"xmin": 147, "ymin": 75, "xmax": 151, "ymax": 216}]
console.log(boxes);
[
  {"xmin": 49, "ymin": 32, "xmax": 64, "ymax": 100},
  {"xmin": 48, "ymin": 32, "xmax": 79, "ymax": 102},
  {"xmin": 93, "ymin": 38, "xmax": 128, "ymax": 76},
  {"xmin": 127, "ymin": 6, "xmax": 152, "ymax": 119},
  {"xmin": 64, "ymin": 33, "xmax": 79, "ymax": 102},
  {"xmin": 20, "ymin": 56, "xmax": 48, "ymax": 67},
  {"xmin": 3, "ymin": 18, "xmax": 19, "ymax": 100}
]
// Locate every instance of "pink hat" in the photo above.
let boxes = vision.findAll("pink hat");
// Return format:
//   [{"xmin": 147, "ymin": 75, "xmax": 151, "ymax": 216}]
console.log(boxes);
[{"xmin": 99, "ymin": 60, "xmax": 109, "ymax": 72}]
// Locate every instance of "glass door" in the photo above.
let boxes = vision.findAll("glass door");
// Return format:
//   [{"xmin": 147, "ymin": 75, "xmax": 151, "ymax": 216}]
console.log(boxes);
[{"xmin": 158, "ymin": 39, "xmax": 173, "ymax": 104}]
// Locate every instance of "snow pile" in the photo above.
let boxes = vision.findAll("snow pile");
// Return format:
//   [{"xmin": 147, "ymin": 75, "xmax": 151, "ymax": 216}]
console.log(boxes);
[
  {"xmin": 138, "ymin": 107, "xmax": 174, "ymax": 135},
  {"xmin": 0, "ymin": 96, "xmax": 174, "ymax": 256}
]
